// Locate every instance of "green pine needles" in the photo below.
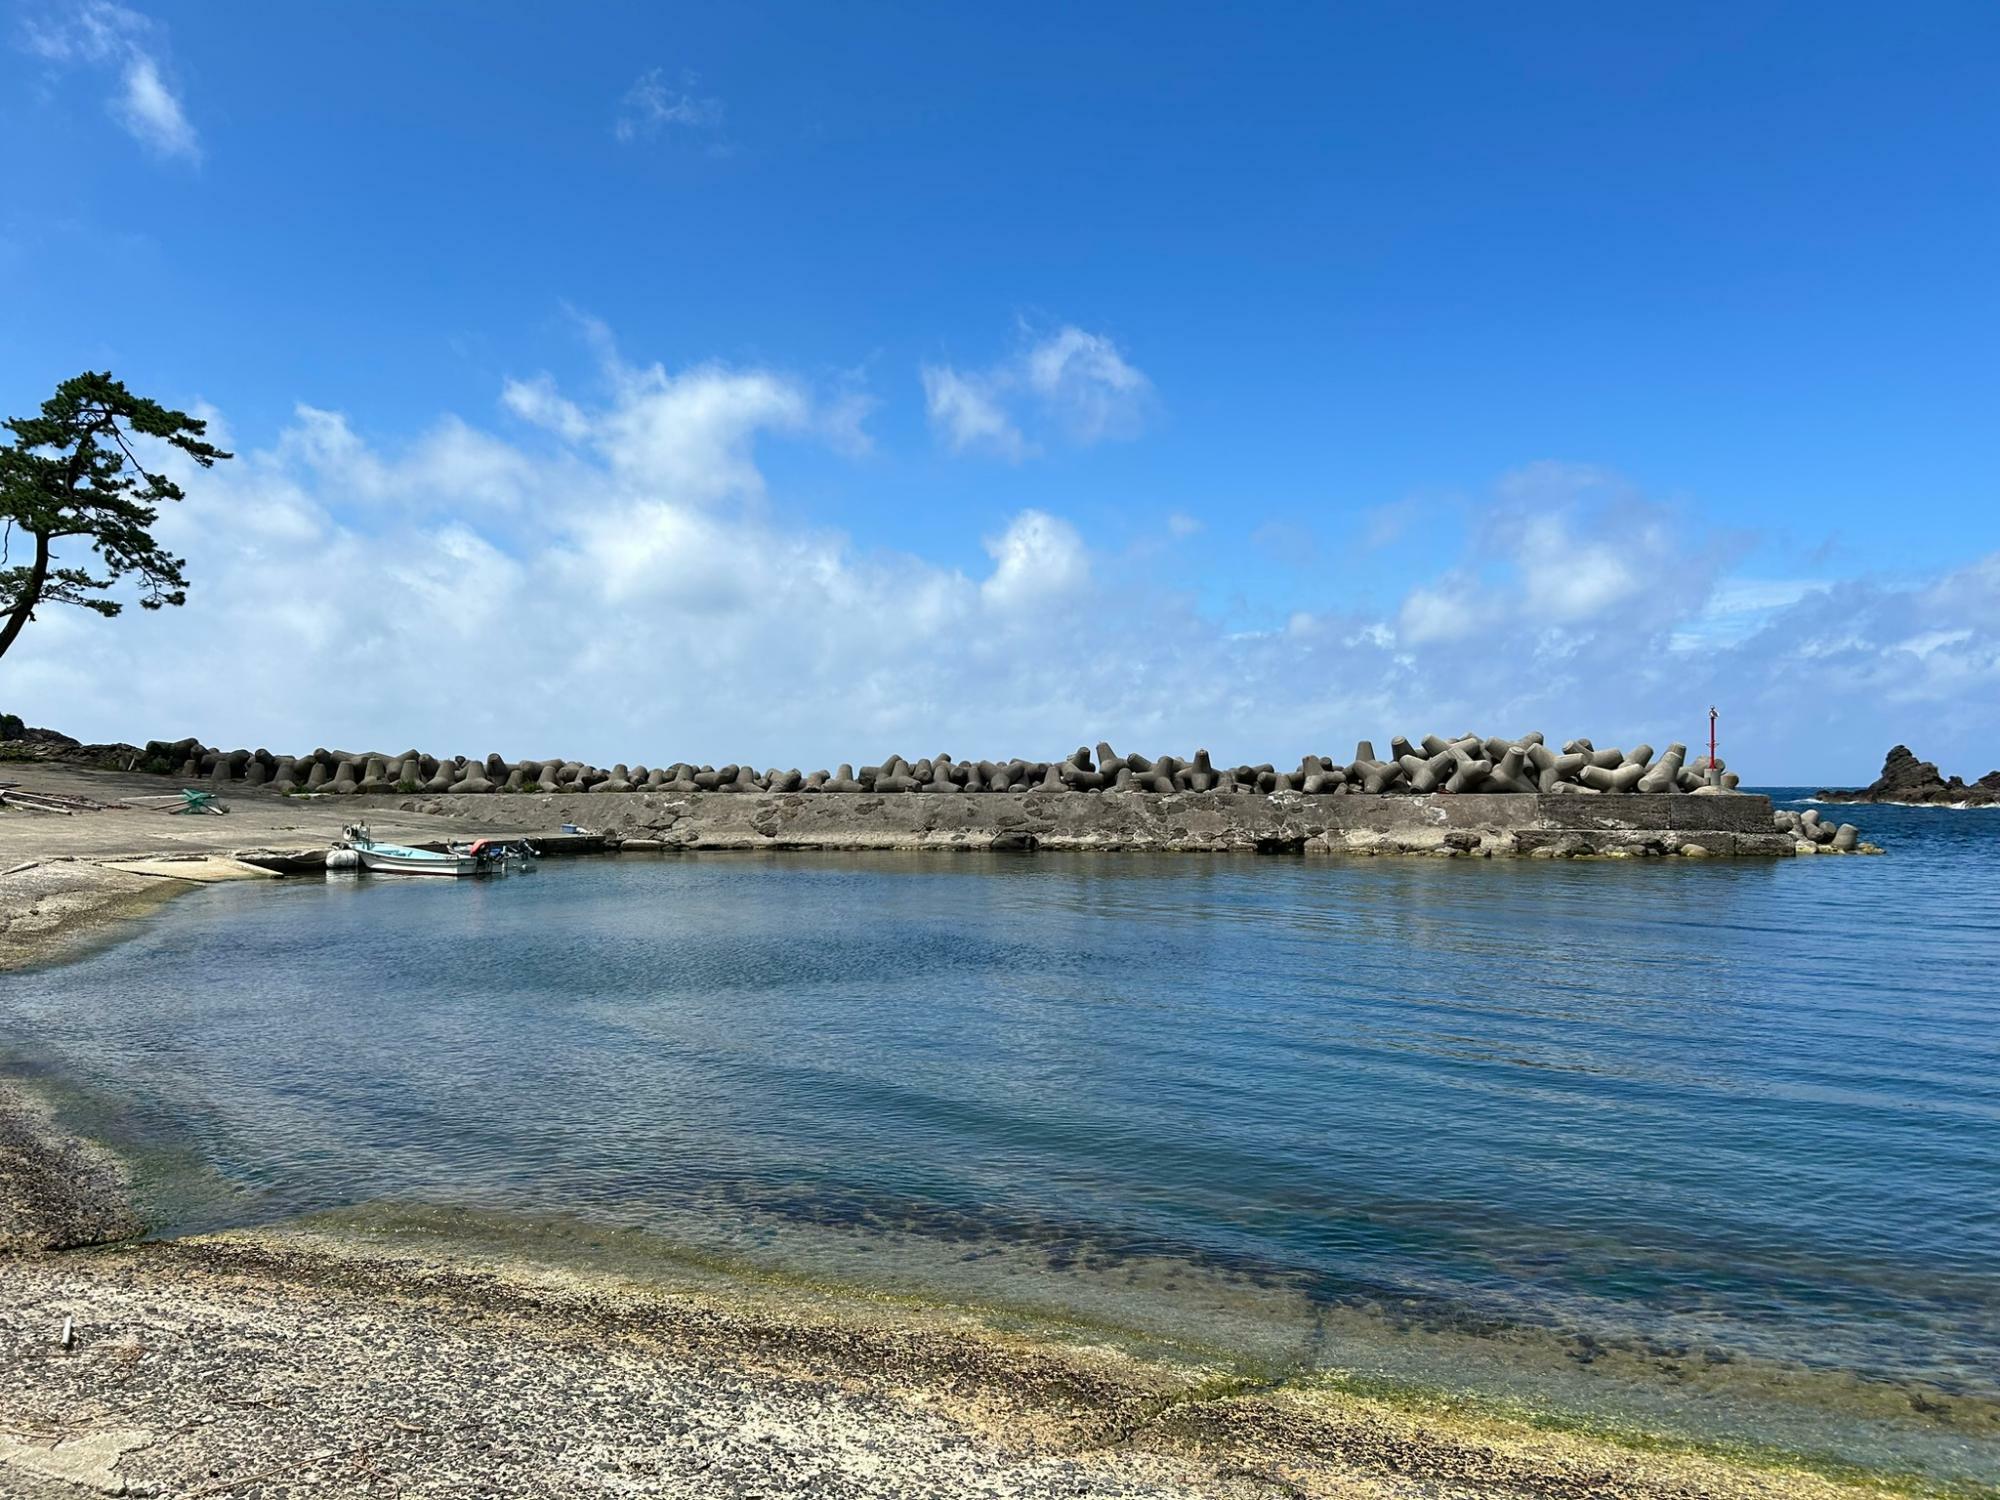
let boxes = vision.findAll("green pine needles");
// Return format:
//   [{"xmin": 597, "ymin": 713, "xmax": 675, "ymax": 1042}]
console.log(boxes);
[{"xmin": 0, "ymin": 371, "xmax": 232, "ymax": 664}]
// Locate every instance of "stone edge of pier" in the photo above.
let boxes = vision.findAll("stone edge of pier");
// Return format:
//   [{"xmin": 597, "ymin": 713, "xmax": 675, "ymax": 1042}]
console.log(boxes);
[{"xmin": 402, "ymin": 788, "xmax": 1805, "ymax": 859}]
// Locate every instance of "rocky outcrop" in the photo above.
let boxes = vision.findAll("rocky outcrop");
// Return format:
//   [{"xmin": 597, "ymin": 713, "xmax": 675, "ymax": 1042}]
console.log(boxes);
[
  {"xmin": 0, "ymin": 722, "xmax": 148, "ymax": 770},
  {"xmin": 1819, "ymin": 745, "xmax": 2000, "ymax": 806},
  {"xmin": 0, "ymin": 722, "xmax": 76, "ymax": 748}
]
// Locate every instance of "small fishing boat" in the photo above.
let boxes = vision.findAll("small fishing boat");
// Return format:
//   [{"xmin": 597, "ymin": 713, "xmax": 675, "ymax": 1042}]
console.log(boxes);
[{"xmin": 335, "ymin": 824, "xmax": 480, "ymax": 877}]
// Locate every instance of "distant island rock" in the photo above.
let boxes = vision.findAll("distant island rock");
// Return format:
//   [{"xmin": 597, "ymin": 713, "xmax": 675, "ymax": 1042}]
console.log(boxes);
[{"xmin": 1819, "ymin": 745, "xmax": 2000, "ymax": 806}]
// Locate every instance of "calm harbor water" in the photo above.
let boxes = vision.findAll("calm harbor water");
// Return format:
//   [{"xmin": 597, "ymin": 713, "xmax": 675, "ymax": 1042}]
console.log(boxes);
[{"xmin": 4, "ymin": 792, "xmax": 1997, "ymax": 1489}]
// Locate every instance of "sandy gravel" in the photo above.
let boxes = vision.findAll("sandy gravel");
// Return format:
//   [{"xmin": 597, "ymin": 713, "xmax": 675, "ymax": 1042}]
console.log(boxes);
[
  {"xmin": 0, "ymin": 1223, "xmax": 1905, "ymax": 1500},
  {"xmin": 1, "ymin": 1234, "xmax": 1230, "ymax": 1500},
  {"xmin": 0, "ymin": 1081, "xmax": 138, "ymax": 1257}
]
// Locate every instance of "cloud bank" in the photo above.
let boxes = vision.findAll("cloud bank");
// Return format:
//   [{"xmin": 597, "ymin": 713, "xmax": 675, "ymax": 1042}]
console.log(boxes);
[{"xmin": 5, "ymin": 339, "xmax": 1996, "ymax": 783}]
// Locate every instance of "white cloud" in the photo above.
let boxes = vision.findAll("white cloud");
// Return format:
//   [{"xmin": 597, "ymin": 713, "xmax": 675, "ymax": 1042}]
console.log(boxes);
[
  {"xmin": 275, "ymin": 406, "xmax": 543, "ymax": 518},
  {"xmin": 1021, "ymin": 326, "xmax": 1150, "ymax": 444},
  {"xmin": 980, "ymin": 510, "xmax": 1088, "ymax": 610},
  {"xmin": 19, "ymin": 0, "xmax": 130, "ymax": 62},
  {"xmin": 115, "ymin": 51, "xmax": 195, "ymax": 159},
  {"xmin": 1396, "ymin": 580, "xmax": 1482, "ymax": 646},
  {"xmin": 382, "ymin": 525, "xmax": 523, "ymax": 642},
  {"xmin": 1892, "ymin": 628, "xmax": 1972, "ymax": 658},
  {"xmin": 921, "ymin": 365, "xmax": 1028, "ymax": 461},
  {"xmin": 20, "ymin": 1, "xmax": 199, "ymax": 162},
  {"xmin": 923, "ymin": 325, "xmax": 1151, "ymax": 460},
  {"xmin": 1390, "ymin": 464, "xmax": 1729, "ymax": 652},
  {"xmin": 6, "ymin": 350, "xmax": 1074, "ymax": 762},
  {"xmin": 615, "ymin": 68, "xmax": 724, "ymax": 143},
  {"xmin": 9, "ymin": 348, "xmax": 2000, "ymax": 785},
  {"xmin": 1669, "ymin": 578, "xmax": 1832, "ymax": 651},
  {"xmin": 1514, "ymin": 516, "xmax": 1640, "ymax": 621},
  {"xmin": 501, "ymin": 374, "xmax": 589, "ymax": 442},
  {"xmin": 1708, "ymin": 578, "xmax": 1829, "ymax": 615},
  {"xmin": 1166, "ymin": 512, "xmax": 1203, "ymax": 539},
  {"xmin": 595, "ymin": 360, "xmax": 811, "ymax": 504},
  {"xmin": 513, "ymin": 320, "xmax": 848, "ymax": 502},
  {"xmin": 816, "ymin": 386, "xmax": 878, "ymax": 459}
]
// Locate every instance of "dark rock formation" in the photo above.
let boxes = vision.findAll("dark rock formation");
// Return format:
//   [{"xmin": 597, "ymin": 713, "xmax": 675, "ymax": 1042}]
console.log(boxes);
[
  {"xmin": 0, "ymin": 722, "xmax": 77, "ymax": 747},
  {"xmin": 1819, "ymin": 745, "xmax": 2000, "ymax": 806},
  {"xmin": 0, "ymin": 722, "xmax": 151, "ymax": 771}
]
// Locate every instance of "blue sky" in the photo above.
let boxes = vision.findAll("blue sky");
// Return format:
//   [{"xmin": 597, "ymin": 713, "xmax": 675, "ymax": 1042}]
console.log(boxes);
[{"xmin": 4, "ymin": 4, "xmax": 1998, "ymax": 780}]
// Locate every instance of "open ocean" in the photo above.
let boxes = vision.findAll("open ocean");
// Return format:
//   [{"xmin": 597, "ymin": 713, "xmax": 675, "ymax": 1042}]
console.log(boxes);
[{"xmin": 4, "ymin": 791, "xmax": 1996, "ymax": 1491}]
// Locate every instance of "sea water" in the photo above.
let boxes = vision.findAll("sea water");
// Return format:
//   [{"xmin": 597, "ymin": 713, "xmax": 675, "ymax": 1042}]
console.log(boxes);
[{"xmin": 3, "ymin": 793, "xmax": 1996, "ymax": 1490}]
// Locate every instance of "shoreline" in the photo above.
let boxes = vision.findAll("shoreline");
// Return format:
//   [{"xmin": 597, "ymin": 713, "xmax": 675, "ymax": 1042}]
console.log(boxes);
[
  {"xmin": 0, "ymin": 857, "xmax": 201, "ymax": 974},
  {"xmin": 1, "ymin": 758, "xmax": 1838, "ymax": 872},
  {"xmin": 0, "ymin": 1117, "xmax": 1950, "ymax": 1500},
  {"xmin": 0, "ymin": 1075, "xmax": 141, "ymax": 1255},
  {"xmin": 0, "ymin": 766, "xmax": 1949, "ymax": 1497}
]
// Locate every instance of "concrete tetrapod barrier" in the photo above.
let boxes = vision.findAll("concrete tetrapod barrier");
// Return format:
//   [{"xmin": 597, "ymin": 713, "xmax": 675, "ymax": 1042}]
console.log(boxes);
[{"xmin": 122, "ymin": 726, "xmax": 1840, "ymax": 835}]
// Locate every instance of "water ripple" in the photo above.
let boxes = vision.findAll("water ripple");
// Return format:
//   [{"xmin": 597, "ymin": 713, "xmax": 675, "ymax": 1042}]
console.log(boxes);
[{"xmin": 3, "ymin": 793, "xmax": 1997, "ymax": 1487}]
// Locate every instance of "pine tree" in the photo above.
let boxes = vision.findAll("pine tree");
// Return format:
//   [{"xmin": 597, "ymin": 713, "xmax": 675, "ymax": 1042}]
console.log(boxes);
[{"xmin": 0, "ymin": 372, "xmax": 231, "ymax": 664}]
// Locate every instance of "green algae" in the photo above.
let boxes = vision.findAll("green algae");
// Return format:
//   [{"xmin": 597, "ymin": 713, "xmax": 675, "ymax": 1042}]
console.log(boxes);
[{"xmin": 260, "ymin": 1199, "xmax": 1995, "ymax": 1500}]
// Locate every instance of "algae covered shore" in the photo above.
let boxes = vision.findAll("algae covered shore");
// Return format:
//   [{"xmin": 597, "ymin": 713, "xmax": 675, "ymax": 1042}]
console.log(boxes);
[
  {"xmin": 0, "ymin": 763, "xmax": 1981, "ymax": 1498},
  {"xmin": 0, "ymin": 1085, "xmax": 1951, "ymax": 1500}
]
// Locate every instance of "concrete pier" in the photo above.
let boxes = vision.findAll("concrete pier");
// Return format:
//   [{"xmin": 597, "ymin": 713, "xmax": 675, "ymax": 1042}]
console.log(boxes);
[{"xmin": 407, "ymin": 789, "xmax": 1797, "ymax": 857}]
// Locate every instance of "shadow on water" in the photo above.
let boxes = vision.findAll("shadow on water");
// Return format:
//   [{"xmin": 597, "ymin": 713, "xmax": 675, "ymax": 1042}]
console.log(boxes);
[{"xmin": 3, "ymin": 803, "xmax": 1997, "ymax": 1491}]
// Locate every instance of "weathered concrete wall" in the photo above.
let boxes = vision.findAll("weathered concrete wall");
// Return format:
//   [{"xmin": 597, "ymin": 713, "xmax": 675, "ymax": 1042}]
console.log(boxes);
[{"xmin": 403, "ymin": 789, "xmax": 1797, "ymax": 857}]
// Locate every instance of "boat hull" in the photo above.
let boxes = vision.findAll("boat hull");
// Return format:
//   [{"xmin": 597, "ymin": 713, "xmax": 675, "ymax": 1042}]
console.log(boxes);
[{"xmin": 355, "ymin": 847, "xmax": 481, "ymax": 877}]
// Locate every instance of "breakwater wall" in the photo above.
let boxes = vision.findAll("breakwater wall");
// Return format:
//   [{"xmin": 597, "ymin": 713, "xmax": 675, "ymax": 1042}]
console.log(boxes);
[
  {"xmin": 14, "ymin": 727, "xmax": 1873, "ymax": 856},
  {"xmin": 408, "ymin": 787, "xmax": 1802, "ymax": 857},
  {"xmin": 140, "ymin": 733, "xmax": 1742, "ymax": 798}
]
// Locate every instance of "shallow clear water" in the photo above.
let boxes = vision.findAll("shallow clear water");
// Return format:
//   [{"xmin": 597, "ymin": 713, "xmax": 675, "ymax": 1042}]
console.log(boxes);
[{"xmin": 4, "ymin": 792, "xmax": 1998, "ymax": 1489}]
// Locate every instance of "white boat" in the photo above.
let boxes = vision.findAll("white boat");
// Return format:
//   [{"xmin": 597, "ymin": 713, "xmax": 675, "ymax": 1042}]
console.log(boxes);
[
  {"xmin": 336, "ymin": 824, "xmax": 480, "ymax": 877},
  {"xmin": 358, "ymin": 840, "xmax": 480, "ymax": 876}
]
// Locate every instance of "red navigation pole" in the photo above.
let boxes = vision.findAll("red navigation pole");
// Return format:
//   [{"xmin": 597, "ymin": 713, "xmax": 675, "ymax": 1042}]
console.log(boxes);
[{"xmin": 1708, "ymin": 705, "xmax": 1719, "ymax": 783}]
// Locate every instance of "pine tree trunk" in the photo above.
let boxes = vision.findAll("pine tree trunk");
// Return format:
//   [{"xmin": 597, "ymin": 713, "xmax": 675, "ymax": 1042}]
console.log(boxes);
[{"xmin": 0, "ymin": 530, "xmax": 50, "ymax": 663}]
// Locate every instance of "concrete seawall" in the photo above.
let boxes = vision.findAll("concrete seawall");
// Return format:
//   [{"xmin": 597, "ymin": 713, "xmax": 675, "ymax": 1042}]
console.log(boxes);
[{"xmin": 406, "ymin": 789, "xmax": 1796, "ymax": 857}]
